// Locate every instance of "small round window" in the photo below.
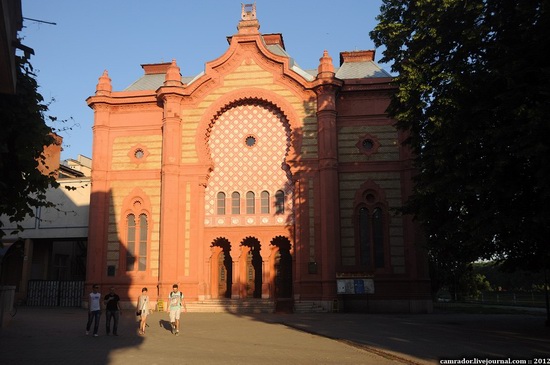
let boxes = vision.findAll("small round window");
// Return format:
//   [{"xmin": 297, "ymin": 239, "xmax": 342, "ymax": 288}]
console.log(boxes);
[
  {"xmin": 362, "ymin": 139, "xmax": 374, "ymax": 150},
  {"xmin": 245, "ymin": 135, "xmax": 256, "ymax": 147},
  {"xmin": 135, "ymin": 149, "xmax": 145, "ymax": 159},
  {"xmin": 365, "ymin": 193, "xmax": 376, "ymax": 203}
]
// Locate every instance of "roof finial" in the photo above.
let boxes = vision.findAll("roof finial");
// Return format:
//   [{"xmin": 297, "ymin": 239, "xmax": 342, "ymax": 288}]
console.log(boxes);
[
  {"xmin": 317, "ymin": 50, "xmax": 335, "ymax": 79},
  {"xmin": 164, "ymin": 59, "xmax": 182, "ymax": 86},
  {"xmin": 241, "ymin": 3, "xmax": 256, "ymax": 20},
  {"xmin": 96, "ymin": 70, "xmax": 112, "ymax": 95},
  {"xmin": 237, "ymin": 3, "xmax": 260, "ymax": 34}
]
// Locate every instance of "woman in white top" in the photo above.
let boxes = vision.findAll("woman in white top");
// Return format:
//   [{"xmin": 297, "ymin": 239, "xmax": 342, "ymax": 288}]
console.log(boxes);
[{"xmin": 137, "ymin": 287, "xmax": 150, "ymax": 335}]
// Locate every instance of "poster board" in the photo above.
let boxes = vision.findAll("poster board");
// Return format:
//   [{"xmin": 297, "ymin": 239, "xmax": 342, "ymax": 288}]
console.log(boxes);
[{"xmin": 336, "ymin": 278, "xmax": 374, "ymax": 294}]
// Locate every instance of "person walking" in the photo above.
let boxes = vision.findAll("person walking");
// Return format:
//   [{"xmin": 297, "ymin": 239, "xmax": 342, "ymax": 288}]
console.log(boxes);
[
  {"xmin": 167, "ymin": 284, "xmax": 187, "ymax": 336},
  {"xmin": 104, "ymin": 287, "xmax": 121, "ymax": 336},
  {"xmin": 137, "ymin": 287, "xmax": 150, "ymax": 335},
  {"xmin": 86, "ymin": 284, "xmax": 102, "ymax": 337}
]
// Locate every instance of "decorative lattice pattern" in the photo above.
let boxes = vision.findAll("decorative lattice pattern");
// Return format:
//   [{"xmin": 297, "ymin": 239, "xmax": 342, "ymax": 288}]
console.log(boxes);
[{"xmin": 205, "ymin": 103, "xmax": 292, "ymax": 223}]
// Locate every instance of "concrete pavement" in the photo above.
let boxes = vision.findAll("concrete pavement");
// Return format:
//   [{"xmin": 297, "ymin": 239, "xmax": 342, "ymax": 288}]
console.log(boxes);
[{"xmin": 0, "ymin": 306, "xmax": 548, "ymax": 364}]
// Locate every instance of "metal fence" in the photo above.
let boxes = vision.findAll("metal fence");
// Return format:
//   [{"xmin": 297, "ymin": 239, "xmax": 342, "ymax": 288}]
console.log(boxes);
[
  {"xmin": 27, "ymin": 280, "xmax": 84, "ymax": 307},
  {"xmin": 438, "ymin": 291, "xmax": 547, "ymax": 307},
  {"xmin": 468, "ymin": 291, "xmax": 546, "ymax": 307}
]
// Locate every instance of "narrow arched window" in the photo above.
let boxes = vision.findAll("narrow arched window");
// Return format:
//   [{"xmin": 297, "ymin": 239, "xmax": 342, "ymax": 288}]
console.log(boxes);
[
  {"xmin": 246, "ymin": 191, "xmax": 255, "ymax": 214},
  {"xmin": 126, "ymin": 213, "xmax": 148, "ymax": 272},
  {"xmin": 126, "ymin": 214, "xmax": 136, "ymax": 271},
  {"xmin": 217, "ymin": 192, "xmax": 226, "ymax": 215},
  {"xmin": 275, "ymin": 190, "xmax": 285, "ymax": 214},
  {"xmin": 261, "ymin": 191, "xmax": 270, "ymax": 214},
  {"xmin": 373, "ymin": 208, "xmax": 384, "ymax": 268},
  {"xmin": 138, "ymin": 214, "xmax": 148, "ymax": 271},
  {"xmin": 358, "ymin": 207, "xmax": 370, "ymax": 266},
  {"xmin": 232, "ymin": 191, "xmax": 240, "ymax": 214}
]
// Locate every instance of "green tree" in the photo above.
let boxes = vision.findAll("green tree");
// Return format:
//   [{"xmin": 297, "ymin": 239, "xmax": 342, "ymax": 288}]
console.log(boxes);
[
  {"xmin": 474, "ymin": 261, "xmax": 545, "ymax": 292},
  {"xmin": 370, "ymin": 1, "xmax": 550, "ymax": 286},
  {"xmin": 0, "ymin": 56, "xmax": 59, "ymax": 241}
]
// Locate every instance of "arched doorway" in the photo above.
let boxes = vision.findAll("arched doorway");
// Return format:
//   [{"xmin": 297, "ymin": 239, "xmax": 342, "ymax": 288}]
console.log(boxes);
[
  {"xmin": 241, "ymin": 237, "xmax": 262, "ymax": 298},
  {"xmin": 272, "ymin": 236, "xmax": 292, "ymax": 299},
  {"xmin": 211, "ymin": 238, "xmax": 232, "ymax": 298}
]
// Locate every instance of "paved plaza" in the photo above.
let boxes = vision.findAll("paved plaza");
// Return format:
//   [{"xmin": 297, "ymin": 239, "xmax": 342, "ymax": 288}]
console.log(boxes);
[{"xmin": 0, "ymin": 306, "xmax": 548, "ymax": 364}]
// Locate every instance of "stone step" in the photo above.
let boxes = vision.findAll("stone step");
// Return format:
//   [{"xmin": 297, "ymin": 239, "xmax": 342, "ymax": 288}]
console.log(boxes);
[{"xmin": 184, "ymin": 299, "xmax": 275, "ymax": 314}]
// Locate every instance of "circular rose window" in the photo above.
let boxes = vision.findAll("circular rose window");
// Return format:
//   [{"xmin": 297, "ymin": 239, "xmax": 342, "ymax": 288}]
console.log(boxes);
[{"xmin": 245, "ymin": 135, "xmax": 256, "ymax": 147}]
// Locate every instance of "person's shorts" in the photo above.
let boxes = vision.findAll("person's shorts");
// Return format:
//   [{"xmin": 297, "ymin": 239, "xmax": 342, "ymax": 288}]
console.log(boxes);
[{"xmin": 169, "ymin": 308, "xmax": 181, "ymax": 322}]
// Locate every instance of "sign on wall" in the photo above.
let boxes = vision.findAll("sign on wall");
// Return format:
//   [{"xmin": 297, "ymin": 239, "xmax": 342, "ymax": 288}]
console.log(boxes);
[{"xmin": 336, "ymin": 278, "xmax": 375, "ymax": 294}]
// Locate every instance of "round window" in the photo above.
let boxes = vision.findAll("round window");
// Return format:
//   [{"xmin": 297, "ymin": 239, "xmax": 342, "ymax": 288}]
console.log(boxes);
[
  {"xmin": 135, "ymin": 149, "xmax": 144, "ymax": 159},
  {"xmin": 362, "ymin": 139, "xmax": 374, "ymax": 150},
  {"xmin": 245, "ymin": 135, "xmax": 256, "ymax": 147}
]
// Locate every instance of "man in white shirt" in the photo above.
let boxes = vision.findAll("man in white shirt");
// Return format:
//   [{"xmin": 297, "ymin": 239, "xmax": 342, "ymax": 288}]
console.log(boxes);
[
  {"xmin": 86, "ymin": 284, "xmax": 102, "ymax": 337},
  {"xmin": 166, "ymin": 284, "xmax": 187, "ymax": 336}
]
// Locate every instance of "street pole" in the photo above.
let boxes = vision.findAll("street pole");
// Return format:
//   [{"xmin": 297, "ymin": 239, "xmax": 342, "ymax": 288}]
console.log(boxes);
[{"xmin": 544, "ymin": 268, "xmax": 549, "ymax": 327}]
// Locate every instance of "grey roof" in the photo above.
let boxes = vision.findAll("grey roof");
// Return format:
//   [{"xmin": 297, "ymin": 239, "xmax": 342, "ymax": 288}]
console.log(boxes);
[
  {"xmin": 123, "ymin": 47, "xmax": 390, "ymax": 92},
  {"xmin": 266, "ymin": 43, "xmax": 289, "ymax": 58},
  {"xmin": 335, "ymin": 61, "xmax": 392, "ymax": 79},
  {"xmin": 266, "ymin": 44, "xmax": 315, "ymax": 81},
  {"xmin": 124, "ymin": 75, "xmax": 195, "ymax": 91}
]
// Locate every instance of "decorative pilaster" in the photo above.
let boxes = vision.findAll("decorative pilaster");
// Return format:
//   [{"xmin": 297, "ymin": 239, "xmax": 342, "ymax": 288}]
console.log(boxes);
[
  {"xmin": 314, "ymin": 51, "xmax": 343, "ymax": 299},
  {"xmin": 86, "ymin": 70, "xmax": 114, "ymax": 286},
  {"xmin": 157, "ymin": 59, "xmax": 185, "ymax": 294}
]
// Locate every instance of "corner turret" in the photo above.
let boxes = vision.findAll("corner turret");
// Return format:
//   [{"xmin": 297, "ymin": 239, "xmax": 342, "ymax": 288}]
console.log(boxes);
[
  {"xmin": 317, "ymin": 50, "xmax": 335, "ymax": 79},
  {"xmin": 95, "ymin": 70, "xmax": 112, "ymax": 96},
  {"xmin": 164, "ymin": 59, "xmax": 183, "ymax": 87}
]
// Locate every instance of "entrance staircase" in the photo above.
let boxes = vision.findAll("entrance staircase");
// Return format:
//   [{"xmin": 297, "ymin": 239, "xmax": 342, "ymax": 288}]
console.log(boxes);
[
  {"xmin": 185, "ymin": 299, "xmax": 275, "ymax": 313},
  {"xmin": 182, "ymin": 299, "xmax": 329, "ymax": 313}
]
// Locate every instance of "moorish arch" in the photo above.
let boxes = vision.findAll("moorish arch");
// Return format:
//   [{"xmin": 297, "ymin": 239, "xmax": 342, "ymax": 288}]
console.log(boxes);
[
  {"xmin": 196, "ymin": 87, "xmax": 303, "ymax": 169},
  {"xmin": 270, "ymin": 235, "xmax": 293, "ymax": 299},
  {"xmin": 240, "ymin": 236, "xmax": 262, "ymax": 298},
  {"xmin": 210, "ymin": 237, "xmax": 233, "ymax": 299},
  {"xmin": 201, "ymin": 94, "xmax": 296, "ymax": 224}
]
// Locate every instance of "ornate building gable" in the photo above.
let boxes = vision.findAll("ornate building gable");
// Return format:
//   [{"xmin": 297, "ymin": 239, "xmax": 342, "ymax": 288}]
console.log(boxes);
[{"xmin": 182, "ymin": 4, "xmax": 315, "ymax": 104}]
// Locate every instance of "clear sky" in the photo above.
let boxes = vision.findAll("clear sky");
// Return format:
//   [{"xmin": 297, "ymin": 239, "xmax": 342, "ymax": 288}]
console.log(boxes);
[{"xmin": 21, "ymin": 0, "xmax": 387, "ymax": 161}]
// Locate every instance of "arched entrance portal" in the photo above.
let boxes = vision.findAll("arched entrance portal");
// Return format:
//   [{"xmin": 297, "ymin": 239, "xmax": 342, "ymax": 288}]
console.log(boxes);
[
  {"xmin": 272, "ymin": 236, "xmax": 292, "ymax": 299},
  {"xmin": 241, "ymin": 237, "xmax": 262, "ymax": 298},
  {"xmin": 211, "ymin": 238, "xmax": 232, "ymax": 298}
]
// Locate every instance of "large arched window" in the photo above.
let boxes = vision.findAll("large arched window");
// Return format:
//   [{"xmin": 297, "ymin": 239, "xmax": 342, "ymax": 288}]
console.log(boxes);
[
  {"xmin": 246, "ymin": 191, "xmax": 255, "ymax": 214},
  {"xmin": 126, "ymin": 213, "xmax": 148, "ymax": 271},
  {"xmin": 217, "ymin": 192, "xmax": 226, "ymax": 215},
  {"xmin": 353, "ymin": 182, "xmax": 389, "ymax": 271},
  {"xmin": 275, "ymin": 190, "xmax": 285, "ymax": 214},
  {"xmin": 261, "ymin": 191, "xmax": 270, "ymax": 214},
  {"xmin": 231, "ymin": 191, "xmax": 241, "ymax": 214}
]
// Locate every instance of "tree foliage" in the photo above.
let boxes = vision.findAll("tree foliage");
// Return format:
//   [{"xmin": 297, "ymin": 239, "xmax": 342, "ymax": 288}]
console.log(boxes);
[
  {"xmin": 0, "ymin": 56, "xmax": 59, "ymax": 241},
  {"xmin": 473, "ymin": 262, "xmax": 546, "ymax": 292},
  {"xmin": 370, "ymin": 1, "xmax": 550, "ymax": 285}
]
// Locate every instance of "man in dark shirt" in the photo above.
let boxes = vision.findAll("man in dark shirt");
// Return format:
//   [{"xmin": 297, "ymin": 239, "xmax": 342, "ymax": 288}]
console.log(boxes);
[{"xmin": 104, "ymin": 287, "xmax": 122, "ymax": 336}]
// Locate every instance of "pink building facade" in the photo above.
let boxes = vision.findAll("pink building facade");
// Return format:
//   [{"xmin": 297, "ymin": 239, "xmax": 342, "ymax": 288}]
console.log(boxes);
[{"xmin": 86, "ymin": 5, "xmax": 432, "ymax": 313}]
